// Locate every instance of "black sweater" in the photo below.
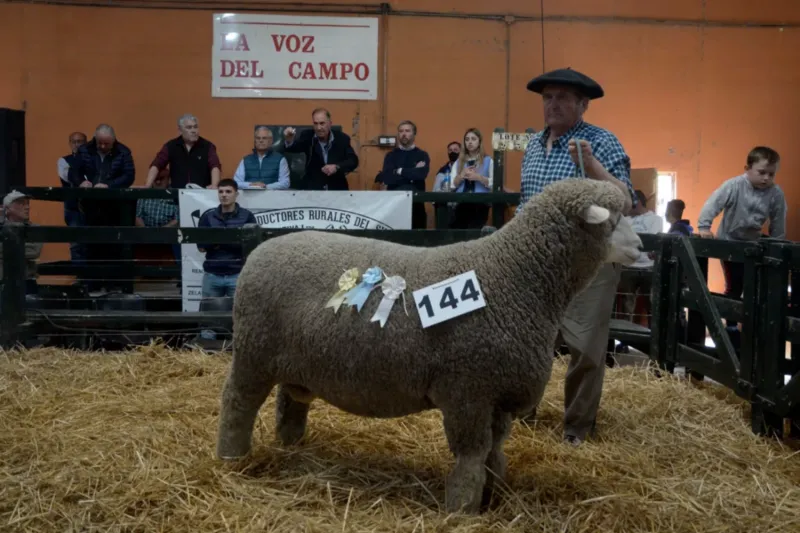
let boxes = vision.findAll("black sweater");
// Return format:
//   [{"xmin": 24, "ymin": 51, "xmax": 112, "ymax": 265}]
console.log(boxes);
[{"xmin": 378, "ymin": 146, "xmax": 431, "ymax": 192}]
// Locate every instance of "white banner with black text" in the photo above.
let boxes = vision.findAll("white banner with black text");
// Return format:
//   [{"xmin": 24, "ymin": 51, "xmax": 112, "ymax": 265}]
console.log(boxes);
[{"xmin": 178, "ymin": 190, "xmax": 412, "ymax": 312}]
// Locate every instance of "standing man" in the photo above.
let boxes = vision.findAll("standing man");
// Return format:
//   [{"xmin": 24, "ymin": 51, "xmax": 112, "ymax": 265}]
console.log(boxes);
[
  {"xmin": 144, "ymin": 113, "xmax": 221, "ymax": 189},
  {"xmin": 68, "ymin": 123, "xmax": 136, "ymax": 293},
  {"xmin": 232, "ymin": 126, "xmax": 291, "ymax": 190},
  {"xmin": 518, "ymin": 68, "xmax": 635, "ymax": 446},
  {"xmin": 57, "ymin": 131, "xmax": 88, "ymax": 264},
  {"xmin": 282, "ymin": 108, "xmax": 359, "ymax": 191},
  {"xmin": 376, "ymin": 120, "xmax": 430, "ymax": 228},
  {"xmin": 197, "ymin": 179, "xmax": 257, "ymax": 299},
  {"xmin": 196, "ymin": 178, "xmax": 257, "ymax": 341}
]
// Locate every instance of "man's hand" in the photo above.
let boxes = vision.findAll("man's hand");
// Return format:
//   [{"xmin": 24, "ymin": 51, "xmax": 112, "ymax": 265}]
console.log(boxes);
[
  {"xmin": 283, "ymin": 127, "xmax": 296, "ymax": 143},
  {"xmin": 698, "ymin": 229, "xmax": 714, "ymax": 239},
  {"xmin": 79, "ymin": 181, "xmax": 93, "ymax": 188},
  {"xmin": 416, "ymin": 161, "xmax": 425, "ymax": 168},
  {"xmin": 250, "ymin": 182, "xmax": 266, "ymax": 188},
  {"xmin": 568, "ymin": 139, "xmax": 597, "ymax": 175},
  {"xmin": 93, "ymin": 183, "xmax": 108, "ymax": 189},
  {"xmin": 206, "ymin": 184, "xmax": 217, "ymax": 189},
  {"xmin": 322, "ymin": 164, "xmax": 338, "ymax": 176}
]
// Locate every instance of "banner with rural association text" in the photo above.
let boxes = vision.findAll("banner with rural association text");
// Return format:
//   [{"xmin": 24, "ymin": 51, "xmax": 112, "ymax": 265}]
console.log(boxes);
[
  {"xmin": 178, "ymin": 190, "xmax": 412, "ymax": 312},
  {"xmin": 212, "ymin": 13, "xmax": 379, "ymax": 100}
]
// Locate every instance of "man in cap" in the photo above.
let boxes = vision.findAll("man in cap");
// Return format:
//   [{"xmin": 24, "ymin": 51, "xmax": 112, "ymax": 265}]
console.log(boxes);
[
  {"xmin": 518, "ymin": 67, "xmax": 636, "ymax": 446},
  {"xmin": 0, "ymin": 190, "xmax": 43, "ymax": 295}
]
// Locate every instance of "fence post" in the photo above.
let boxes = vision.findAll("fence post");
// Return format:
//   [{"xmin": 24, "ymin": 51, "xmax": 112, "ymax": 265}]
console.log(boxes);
[
  {"xmin": 1, "ymin": 224, "xmax": 27, "ymax": 348},
  {"xmin": 684, "ymin": 253, "xmax": 708, "ymax": 381},
  {"xmin": 751, "ymin": 239, "xmax": 790, "ymax": 437},
  {"xmin": 649, "ymin": 234, "xmax": 679, "ymax": 372},
  {"xmin": 241, "ymin": 224, "xmax": 262, "ymax": 260},
  {"xmin": 491, "ymin": 127, "xmax": 506, "ymax": 228}
]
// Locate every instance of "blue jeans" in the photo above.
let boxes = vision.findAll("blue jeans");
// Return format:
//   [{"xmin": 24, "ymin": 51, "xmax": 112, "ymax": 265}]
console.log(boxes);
[
  {"xmin": 201, "ymin": 272, "xmax": 238, "ymax": 298},
  {"xmin": 199, "ymin": 272, "xmax": 238, "ymax": 340},
  {"xmin": 64, "ymin": 208, "xmax": 86, "ymax": 266}
]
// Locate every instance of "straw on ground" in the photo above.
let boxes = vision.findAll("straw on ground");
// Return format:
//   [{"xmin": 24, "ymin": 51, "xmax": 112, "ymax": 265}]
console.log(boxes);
[{"xmin": 1, "ymin": 344, "xmax": 798, "ymax": 532}]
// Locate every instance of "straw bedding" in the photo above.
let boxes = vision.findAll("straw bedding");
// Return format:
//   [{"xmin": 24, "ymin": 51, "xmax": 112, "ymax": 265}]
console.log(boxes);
[{"xmin": 1, "ymin": 344, "xmax": 798, "ymax": 532}]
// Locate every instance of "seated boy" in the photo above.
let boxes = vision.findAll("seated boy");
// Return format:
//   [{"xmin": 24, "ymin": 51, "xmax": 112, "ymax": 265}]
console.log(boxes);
[{"xmin": 696, "ymin": 146, "xmax": 787, "ymax": 335}]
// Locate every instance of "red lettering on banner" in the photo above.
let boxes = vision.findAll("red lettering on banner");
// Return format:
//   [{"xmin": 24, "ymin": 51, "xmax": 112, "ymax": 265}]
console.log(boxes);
[
  {"xmin": 220, "ymin": 33, "xmax": 250, "ymax": 51},
  {"xmin": 288, "ymin": 62, "xmax": 370, "ymax": 81},
  {"xmin": 271, "ymin": 34, "xmax": 316, "ymax": 53},
  {"xmin": 220, "ymin": 59, "xmax": 264, "ymax": 78},
  {"xmin": 354, "ymin": 63, "xmax": 369, "ymax": 80}
]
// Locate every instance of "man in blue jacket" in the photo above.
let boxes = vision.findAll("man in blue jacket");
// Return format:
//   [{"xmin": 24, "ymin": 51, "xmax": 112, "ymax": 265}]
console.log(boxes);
[
  {"xmin": 197, "ymin": 178, "xmax": 257, "ymax": 341},
  {"xmin": 68, "ymin": 124, "xmax": 136, "ymax": 292},
  {"xmin": 197, "ymin": 179, "xmax": 257, "ymax": 298}
]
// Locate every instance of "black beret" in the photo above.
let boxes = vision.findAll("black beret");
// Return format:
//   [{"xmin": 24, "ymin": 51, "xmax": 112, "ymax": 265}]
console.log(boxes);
[{"xmin": 526, "ymin": 67, "xmax": 604, "ymax": 99}]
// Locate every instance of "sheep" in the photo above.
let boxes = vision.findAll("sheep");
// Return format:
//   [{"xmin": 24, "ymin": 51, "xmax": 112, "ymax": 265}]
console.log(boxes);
[{"xmin": 215, "ymin": 177, "xmax": 643, "ymax": 514}]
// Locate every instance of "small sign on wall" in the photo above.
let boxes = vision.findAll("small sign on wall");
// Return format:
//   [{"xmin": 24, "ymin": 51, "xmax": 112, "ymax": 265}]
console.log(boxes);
[
  {"xmin": 491, "ymin": 132, "xmax": 535, "ymax": 152},
  {"xmin": 212, "ymin": 13, "xmax": 379, "ymax": 100}
]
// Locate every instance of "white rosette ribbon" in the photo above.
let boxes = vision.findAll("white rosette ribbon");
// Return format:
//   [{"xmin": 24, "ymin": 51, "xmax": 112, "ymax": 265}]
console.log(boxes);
[{"xmin": 370, "ymin": 275, "xmax": 408, "ymax": 328}]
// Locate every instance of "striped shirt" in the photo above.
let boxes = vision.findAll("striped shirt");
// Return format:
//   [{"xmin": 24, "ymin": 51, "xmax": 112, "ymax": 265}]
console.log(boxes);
[{"xmin": 518, "ymin": 120, "xmax": 635, "ymax": 211}]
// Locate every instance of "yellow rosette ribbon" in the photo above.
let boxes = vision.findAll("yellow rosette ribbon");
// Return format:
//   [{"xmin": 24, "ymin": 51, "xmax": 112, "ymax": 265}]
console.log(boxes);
[{"xmin": 325, "ymin": 268, "xmax": 360, "ymax": 313}]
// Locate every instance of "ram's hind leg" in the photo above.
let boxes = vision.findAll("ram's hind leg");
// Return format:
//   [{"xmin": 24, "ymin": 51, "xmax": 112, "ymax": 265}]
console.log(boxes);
[
  {"xmin": 275, "ymin": 385, "xmax": 312, "ymax": 446},
  {"xmin": 481, "ymin": 409, "xmax": 512, "ymax": 509},
  {"xmin": 441, "ymin": 405, "xmax": 493, "ymax": 514},
  {"xmin": 216, "ymin": 367, "xmax": 273, "ymax": 460}
]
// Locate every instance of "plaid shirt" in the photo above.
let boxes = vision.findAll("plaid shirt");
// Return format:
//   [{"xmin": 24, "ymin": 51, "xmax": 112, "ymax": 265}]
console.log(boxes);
[
  {"xmin": 518, "ymin": 120, "xmax": 635, "ymax": 212},
  {"xmin": 136, "ymin": 198, "xmax": 178, "ymax": 227}
]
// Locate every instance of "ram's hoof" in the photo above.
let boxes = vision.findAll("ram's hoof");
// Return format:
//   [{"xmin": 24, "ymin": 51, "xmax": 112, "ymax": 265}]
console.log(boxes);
[{"xmin": 218, "ymin": 454, "xmax": 246, "ymax": 461}]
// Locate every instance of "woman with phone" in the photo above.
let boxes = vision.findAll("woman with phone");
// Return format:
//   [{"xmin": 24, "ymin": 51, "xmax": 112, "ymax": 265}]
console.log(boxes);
[{"xmin": 448, "ymin": 128, "xmax": 493, "ymax": 229}]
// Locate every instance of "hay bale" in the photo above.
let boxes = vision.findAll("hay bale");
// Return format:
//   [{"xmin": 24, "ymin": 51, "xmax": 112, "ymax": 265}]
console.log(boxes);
[{"xmin": 1, "ymin": 344, "xmax": 798, "ymax": 532}]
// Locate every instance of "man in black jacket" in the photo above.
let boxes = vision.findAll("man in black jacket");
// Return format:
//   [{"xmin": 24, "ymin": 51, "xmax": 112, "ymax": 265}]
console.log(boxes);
[
  {"xmin": 68, "ymin": 124, "xmax": 136, "ymax": 292},
  {"xmin": 376, "ymin": 120, "xmax": 430, "ymax": 228},
  {"xmin": 282, "ymin": 108, "xmax": 359, "ymax": 190}
]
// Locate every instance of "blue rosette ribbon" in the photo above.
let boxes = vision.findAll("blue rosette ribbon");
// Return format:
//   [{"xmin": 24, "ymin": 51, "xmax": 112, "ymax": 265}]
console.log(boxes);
[
  {"xmin": 343, "ymin": 267, "xmax": 385, "ymax": 312},
  {"xmin": 370, "ymin": 275, "xmax": 408, "ymax": 328}
]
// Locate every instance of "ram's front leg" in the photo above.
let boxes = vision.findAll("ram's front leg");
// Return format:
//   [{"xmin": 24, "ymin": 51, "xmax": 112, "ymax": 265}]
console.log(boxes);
[
  {"xmin": 216, "ymin": 367, "xmax": 273, "ymax": 460},
  {"xmin": 441, "ymin": 405, "xmax": 493, "ymax": 514}
]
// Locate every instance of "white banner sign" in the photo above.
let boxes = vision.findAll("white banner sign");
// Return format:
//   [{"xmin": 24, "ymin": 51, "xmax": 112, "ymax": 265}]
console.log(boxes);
[
  {"xmin": 178, "ymin": 190, "xmax": 412, "ymax": 311},
  {"xmin": 212, "ymin": 13, "xmax": 379, "ymax": 100}
]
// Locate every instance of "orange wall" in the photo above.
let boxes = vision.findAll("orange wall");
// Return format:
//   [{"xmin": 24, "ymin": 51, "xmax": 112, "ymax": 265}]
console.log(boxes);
[{"xmin": 1, "ymin": 1, "xmax": 799, "ymax": 293}]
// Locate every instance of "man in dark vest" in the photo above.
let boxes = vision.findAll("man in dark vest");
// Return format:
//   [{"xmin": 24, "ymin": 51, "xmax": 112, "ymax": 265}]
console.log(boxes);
[
  {"xmin": 232, "ymin": 126, "xmax": 290, "ymax": 190},
  {"xmin": 57, "ymin": 130, "xmax": 87, "ymax": 263},
  {"xmin": 143, "ymin": 113, "xmax": 222, "ymax": 189},
  {"xmin": 282, "ymin": 108, "xmax": 359, "ymax": 191}
]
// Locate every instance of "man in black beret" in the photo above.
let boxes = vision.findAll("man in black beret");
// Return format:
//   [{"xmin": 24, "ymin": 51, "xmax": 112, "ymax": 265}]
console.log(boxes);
[{"xmin": 517, "ymin": 67, "xmax": 637, "ymax": 447}]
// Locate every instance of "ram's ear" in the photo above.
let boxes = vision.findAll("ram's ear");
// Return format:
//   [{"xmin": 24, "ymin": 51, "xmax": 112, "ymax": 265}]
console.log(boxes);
[{"xmin": 580, "ymin": 204, "xmax": 610, "ymax": 224}]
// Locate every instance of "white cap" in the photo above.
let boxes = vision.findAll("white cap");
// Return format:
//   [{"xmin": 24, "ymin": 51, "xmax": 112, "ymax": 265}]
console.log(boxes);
[{"xmin": 3, "ymin": 190, "xmax": 30, "ymax": 207}]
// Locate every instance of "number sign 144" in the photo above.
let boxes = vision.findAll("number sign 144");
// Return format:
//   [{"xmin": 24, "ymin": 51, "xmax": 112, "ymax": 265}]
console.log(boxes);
[{"xmin": 412, "ymin": 270, "xmax": 487, "ymax": 328}]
